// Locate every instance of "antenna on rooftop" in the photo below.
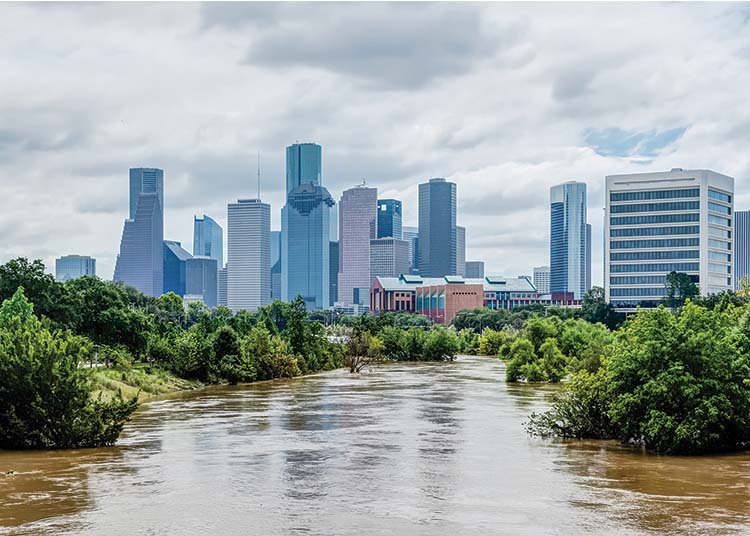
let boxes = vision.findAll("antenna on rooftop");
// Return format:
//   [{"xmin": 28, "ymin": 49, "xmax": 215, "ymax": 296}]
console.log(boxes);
[{"xmin": 257, "ymin": 151, "xmax": 261, "ymax": 200}]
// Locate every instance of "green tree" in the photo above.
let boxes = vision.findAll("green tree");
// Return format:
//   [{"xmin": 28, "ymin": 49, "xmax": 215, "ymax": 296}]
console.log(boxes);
[
  {"xmin": 665, "ymin": 271, "xmax": 699, "ymax": 308},
  {"xmin": 345, "ymin": 329, "xmax": 385, "ymax": 372},
  {"xmin": 505, "ymin": 338, "xmax": 536, "ymax": 382},
  {"xmin": 539, "ymin": 338, "xmax": 567, "ymax": 382},
  {"xmin": 422, "ymin": 328, "xmax": 460, "ymax": 362}
]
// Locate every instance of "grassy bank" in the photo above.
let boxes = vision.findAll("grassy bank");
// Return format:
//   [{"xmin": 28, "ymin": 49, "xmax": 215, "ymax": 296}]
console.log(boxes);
[{"xmin": 89, "ymin": 365, "xmax": 204, "ymax": 403}]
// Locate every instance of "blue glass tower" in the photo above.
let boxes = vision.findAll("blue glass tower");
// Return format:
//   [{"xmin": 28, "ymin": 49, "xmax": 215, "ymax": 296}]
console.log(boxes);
[
  {"xmin": 163, "ymin": 240, "xmax": 191, "ymax": 297},
  {"xmin": 114, "ymin": 192, "xmax": 163, "ymax": 296},
  {"xmin": 193, "ymin": 214, "xmax": 223, "ymax": 269},
  {"xmin": 55, "ymin": 255, "xmax": 96, "ymax": 282},
  {"xmin": 377, "ymin": 199, "xmax": 403, "ymax": 239},
  {"xmin": 736, "ymin": 211, "xmax": 750, "ymax": 290},
  {"xmin": 286, "ymin": 143, "xmax": 322, "ymax": 195},
  {"xmin": 550, "ymin": 181, "xmax": 588, "ymax": 300},
  {"xmin": 418, "ymin": 178, "xmax": 457, "ymax": 277},
  {"xmin": 129, "ymin": 168, "xmax": 163, "ymax": 220},
  {"xmin": 186, "ymin": 256, "xmax": 218, "ymax": 308}
]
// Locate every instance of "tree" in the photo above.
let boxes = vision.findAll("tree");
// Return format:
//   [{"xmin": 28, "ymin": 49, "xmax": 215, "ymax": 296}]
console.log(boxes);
[
  {"xmin": 665, "ymin": 271, "xmax": 699, "ymax": 308},
  {"xmin": 345, "ymin": 329, "xmax": 385, "ymax": 373},
  {"xmin": 539, "ymin": 338, "xmax": 567, "ymax": 382},
  {"xmin": 422, "ymin": 328, "xmax": 460, "ymax": 362},
  {"xmin": 505, "ymin": 339, "xmax": 536, "ymax": 382},
  {"xmin": 0, "ymin": 288, "xmax": 138, "ymax": 449},
  {"xmin": 581, "ymin": 286, "xmax": 619, "ymax": 328}
]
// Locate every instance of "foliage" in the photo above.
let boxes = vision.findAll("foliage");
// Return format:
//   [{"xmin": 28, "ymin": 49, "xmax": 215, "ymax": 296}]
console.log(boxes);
[
  {"xmin": 665, "ymin": 271, "xmax": 699, "ymax": 308},
  {"xmin": 581, "ymin": 286, "xmax": 623, "ymax": 329},
  {"xmin": 345, "ymin": 328, "xmax": 385, "ymax": 373},
  {"xmin": 477, "ymin": 329, "xmax": 515, "ymax": 356}
]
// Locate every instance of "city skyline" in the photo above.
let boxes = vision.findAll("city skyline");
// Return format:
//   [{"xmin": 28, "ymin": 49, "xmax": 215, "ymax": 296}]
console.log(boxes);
[{"xmin": 2, "ymin": 3, "xmax": 749, "ymax": 283}]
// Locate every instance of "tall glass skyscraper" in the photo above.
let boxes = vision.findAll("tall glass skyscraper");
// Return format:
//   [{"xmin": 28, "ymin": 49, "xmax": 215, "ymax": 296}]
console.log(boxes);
[
  {"xmin": 550, "ymin": 181, "xmax": 588, "ymax": 300},
  {"xmin": 227, "ymin": 199, "xmax": 271, "ymax": 313},
  {"xmin": 339, "ymin": 185, "xmax": 378, "ymax": 305},
  {"xmin": 270, "ymin": 230, "xmax": 282, "ymax": 301},
  {"xmin": 163, "ymin": 240, "xmax": 191, "ymax": 296},
  {"xmin": 286, "ymin": 143, "xmax": 322, "ymax": 195},
  {"xmin": 402, "ymin": 226, "xmax": 419, "ymax": 274},
  {"xmin": 456, "ymin": 225, "xmax": 466, "ymax": 277},
  {"xmin": 193, "ymin": 214, "xmax": 223, "ymax": 269},
  {"xmin": 282, "ymin": 183, "xmax": 334, "ymax": 309},
  {"xmin": 186, "ymin": 256, "xmax": 218, "ymax": 308},
  {"xmin": 114, "ymin": 192, "xmax": 163, "ymax": 296},
  {"xmin": 735, "ymin": 210, "xmax": 750, "ymax": 290},
  {"xmin": 129, "ymin": 168, "xmax": 163, "ymax": 220},
  {"xmin": 55, "ymin": 255, "xmax": 96, "ymax": 282},
  {"xmin": 418, "ymin": 178, "xmax": 457, "ymax": 277},
  {"xmin": 329, "ymin": 241, "xmax": 339, "ymax": 306},
  {"xmin": 377, "ymin": 199, "xmax": 402, "ymax": 239}
]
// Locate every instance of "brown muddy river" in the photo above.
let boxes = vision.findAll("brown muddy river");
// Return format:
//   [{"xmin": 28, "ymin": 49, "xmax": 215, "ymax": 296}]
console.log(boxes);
[{"xmin": 1, "ymin": 355, "xmax": 749, "ymax": 535}]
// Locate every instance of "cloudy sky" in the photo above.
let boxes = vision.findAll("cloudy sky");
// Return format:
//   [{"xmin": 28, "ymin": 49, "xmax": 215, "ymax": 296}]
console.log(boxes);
[{"xmin": 2, "ymin": 2, "xmax": 750, "ymax": 284}]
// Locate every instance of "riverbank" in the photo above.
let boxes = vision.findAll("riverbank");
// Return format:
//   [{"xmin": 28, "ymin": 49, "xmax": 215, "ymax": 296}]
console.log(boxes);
[{"xmin": 89, "ymin": 365, "xmax": 205, "ymax": 402}]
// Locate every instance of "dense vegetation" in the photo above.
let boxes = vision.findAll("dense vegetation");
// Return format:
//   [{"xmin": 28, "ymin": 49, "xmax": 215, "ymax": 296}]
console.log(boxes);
[{"xmin": 0, "ymin": 257, "xmax": 461, "ymax": 449}]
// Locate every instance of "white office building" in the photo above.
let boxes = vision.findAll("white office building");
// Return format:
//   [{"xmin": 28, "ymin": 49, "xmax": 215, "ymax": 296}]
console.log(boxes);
[
  {"xmin": 605, "ymin": 168, "xmax": 734, "ymax": 310},
  {"xmin": 227, "ymin": 199, "xmax": 270, "ymax": 313},
  {"xmin": 533, "ymin": 266, "xmax": 550, "ymax": 295}
]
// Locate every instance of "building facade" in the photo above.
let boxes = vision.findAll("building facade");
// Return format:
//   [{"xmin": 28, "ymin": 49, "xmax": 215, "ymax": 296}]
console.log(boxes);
[
  {"xmin": 282, "ymin": 183, "xmax": 334, "ymax": 309},
  {"xmin": 270, "ymin": 231, "xmax": 282, "ymax": 301},
  {"xmin": 186, "ymin": 256, "xmax": 218, "ymax": 308},
  {"xmin": 377, "ymin": 199, "xmax": 403, "ymax": 239},
  {"xmin": 218, "ymin": 266, "xmax": 228, "ymax": 307},
  {"xmin": 227, "ymin": 199, "xmax": 270, "ymax": 313},
  {"xmin": 329, "ymin": 241, "xmax": 339, "ymax": 306},
  {"xmin": 465, "ymin": 261, "xmax": 485, "ymax": 279},
  {"xmin": 163, "ymin": 240, "xmax": 191, "ymax": 296},
  {"xmin": 604, "ymin": 168, "xmax": 734, "ymax": 310},
  {"xmin": 114, "ymin": 192, "xmax": 163, "ymax": 297},
  {"xmin": 533, "ymin": 266, "xmax": 550, "ymax": 295},
  {"xmin": 456, "ymin": 225, "xmax": 466, "ymax": 277},
  {"xmin": 418, "ymin": 178, "xmax": 457, "ymax": 277},
  {"xmin": 338, "ymin": 185, "xmax": 378, "ymax": 306},
  {"xmin": 550, "ymin": 181, "xmax": 588, "ymax": 300},
  {"xmin": 129, "ymin": 168, "xmax": 163, "ymax": 220},
  {"xmin": 370, "ymin": 238, "xmax": 410, "ymax": 280},
  {"xmin": 402, "ymin": 226, "xmax": 419, "ymax": 274},
  {"xmin": 193, "ymin": 214, "xmax": 223, "ymax": 270},
  {"xmin": 55, "ymin": 255, "xmax": 96, "ymax": 282},
  {"xmin": 286, "ymin": 143, "xmax": 322, "ymax": 195},
  {"xmin": 735, "ymin": 210, "xmax": 750, "ymax": 290}
]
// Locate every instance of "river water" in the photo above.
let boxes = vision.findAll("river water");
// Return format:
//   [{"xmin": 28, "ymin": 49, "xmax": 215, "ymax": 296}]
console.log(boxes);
[{"xmin": 1, "ymin": 355, "xmax": 749, "ymax": 535}]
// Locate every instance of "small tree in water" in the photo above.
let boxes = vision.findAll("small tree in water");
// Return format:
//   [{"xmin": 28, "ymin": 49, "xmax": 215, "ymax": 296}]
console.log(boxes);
[{"xmin": 345, "ymin": 329, "xmax": 385, "ymax": 373}]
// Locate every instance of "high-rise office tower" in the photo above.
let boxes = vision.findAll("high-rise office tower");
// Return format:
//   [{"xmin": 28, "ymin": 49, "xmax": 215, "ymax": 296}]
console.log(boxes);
[
  {"xmin": 218, "ymin": 266, "xmax": 228, "ymax": 307},
  {"xmin": 465, "ymin": 261, "xmax": 485, "ymax": 279},
  {"xmin": 418, "ymin": 178, "xmax": 457, "ymax": 277},
  {"xmin": 533, "ymin": 265, "xmax": 550, "ymax": 294},
  {"xmin": 403, "ymin": 226, "xmax": 419, "ymax": 274},
  {"xmin": 339, "ymin": 185, "xmax": 378, "ymax": 305},
  {"xmin": 193, "ymin": 215, "xmax": 223, "ymax": 270},
  {"xmin": 370, "ymin": 238, "xmax": 410, "ymax": 279},
  {"xmin": 227, "ymin": 199, "xmax": 270, "ymax": 313},
  {"xmin": 270, "ymin": 231, "xmax": 282, "ymax": 301},
  {"xmin": 585, "ymin": 223, "xmax": 592, "ymax": 293},
  {"xmin": 329, "ymin": 241, "xmax": 339, "ymax": 306},
  {"xmin": 456, "ymin": 225, "xmax": 466, "ymax": 277},
  {"xmin": 55, "ymin": 255, "xmax": 96, "ymax": 282},
  {"xmin": 286, "ymin": 143, "xmax": 322, "ymax": 195},
  {"xmin": 163, "ymin": 240, "xmax": 191, "ymax": 296},
  {"xmin": 186, "ymin": 256, "xmax": 218, "ymax": 308},
  {"xmin": 377, "ymin": 199, "xmax": 403, "ymax": 239},
  {"xmin": 282, "ymin": 183, "xmax": 334, "ymax": 309},
  {"xmin": 129, "ymin": 168, "xmax": 164, "ymax": 220},
  {"xmin": 550, "ymin": 181, "xmax": 588, "ymax": 300},
  {"xmin": 735, "ymin": 210, "xmax": 750, "ymax": 290},
  {"xmin": 114, "ymin": 192, "xmax": 163, "ymax": 297},
  {"xmin": 605, "ymin": 168, "xmax": 734, "ymax": 310}
]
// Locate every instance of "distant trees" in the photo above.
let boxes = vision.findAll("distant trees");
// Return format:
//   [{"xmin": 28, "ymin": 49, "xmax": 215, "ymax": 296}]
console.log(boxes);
[{"xmin": 665, "ymin": 271, "xmax": 699, "ymax": 308}]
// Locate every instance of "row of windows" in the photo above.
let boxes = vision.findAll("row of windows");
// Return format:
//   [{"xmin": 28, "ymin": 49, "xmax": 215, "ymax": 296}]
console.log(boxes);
[
  {"xmin": 708, "ymin": 251, "xmax": 731, "ymax": 262},
  {"xmin": 708, "ymin": 238, "xmax": 731, "ymax": 250},
  {"xmin": 709, "ymin": 263, "xmax": 731, "ymax": 274},
  {"xmin": 610, "ymin": 287, "xmax": 668, "ymax": 297},
  {"xmin": 708, "ymin": 190, "xmax": 732, "ymax": 203},
  {"xmin": 709, "ymin": 226, "xmax": 731, "ymax": 239},
  {"xmin": 612, "ymin": 299, "xmax": 663, "ymax": 308},
  {"xmin": 708, "ymin": 275, "xmax": 732, "ymax": 287},
  {"xmin": 610, "ymin": 188, "xmax": 699, "ymax": 202},
  {"xmin": 610, "ymin": 262, "xmax": 699, "ymax": 273},
  {"xmin": 611, "ymin": 226, "xmax": 699, "ymax": 237},
  {"xmin": 709, "ymin": 214, "xmax": 731, "ymax": 226},
  {"xmin": 610, "ymin": 213, "xmax": 699, "ymax": 226},
  {"xmin": 610, "ymin": 238, "xmax": 699, "ymax": 249},
  {"xmin": 610, "ymin": 275, "xmax": 699, "ymax": 285},
  {"xmin": 610, "ymin": 250, "xmax": 699, "ymax": 261},
  {"xmin": 708, "ymin": 202, "xmax": 732, "ymax": 215},
  {"xmin": 610, "ymin": 201, "xmax": 700, "ymax": 214}
]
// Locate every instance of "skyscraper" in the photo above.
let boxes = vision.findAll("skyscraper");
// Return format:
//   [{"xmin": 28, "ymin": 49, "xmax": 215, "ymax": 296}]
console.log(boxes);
[
  {"xmin": 286, "ymin": 143, "xmax": 322, "ymax": 195},
  {"xmin": 270, "ymin": 231, "xmax": 282, "ymax": 301},
  {"xmin": 377, "ymin": 199, "xmax": 403, "ymax": 239},
  {"xmin": 418, "ymin": 178, "xmax": 457, "ymax": 277},
  {"xmin": 456, "ymin": 225, "xmax": 466, "ymax": 277},
  {"xmin": 329, "ymin": 241, "xmax": 339, "ymax": 306},
  {"xmin": 735, "ymin": 210, "xmax": 750, "ymax": 290},
  {"xmin": 339, "ymin": 185, "xmax": 378, "ymax": 306},
  {"xmin": 129, "ymin": 168, "xmax": 163, "ymax": 220},
  {"xmin": 218, "ymin": 266, "xmax": 228, "ymax": 307},
  {"xmin": 550, "ymin": 181, "xmax": 588, "ymax": 300},
  {"xmin": 605, "ymin": 168, "xmax": 734, "ymax": 310},
  {"xmin": 227, "ymin": 199, "xmax": 271, "ymax": 313},
  {"xmin": 55, "ymin": 255, "xmax": 96, "ymax": 282},
  {"xmin": 186, "ymin": 256, "xmax": 218, "ymax": 308},
  {"xmin": 403, "ymin": 226, "xmax": 419, "ymax": 274},
  {"xmin": 533, "ymin": 266, "xmax": 550, "ymax": 294},
  {"xmin": 585, "ymin": 223, "xmax": 592, "ymax": 293},
  {"xmin": 114, "ymin": 192, "xmax": 163, "ymax": 297},
  {"xmin": 465, "ymin": 261, "xmax": 485, "ymax": 279},
  {"xmin": 163, "ymin": 240, "xmax": 191, "ymax": 296},
  {"xmin": 282, "ymin": 183, "xmax": 334, "ymax": 309},
  {"xmin": 193, "ymin": 214, "xmax": 223, "ymax": 270},
  {"xmin": 370, "ymin": 238, "xmax": 410, "ymax": 279}
]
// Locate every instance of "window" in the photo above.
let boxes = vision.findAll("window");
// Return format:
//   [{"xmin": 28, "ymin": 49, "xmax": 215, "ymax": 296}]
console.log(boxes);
[
  {"xmin": 708, "ymin": 226, "xmax": 731, "ymax": 239},
  {"xmin": 610, "ymin": 238, "xmax": 699, "ymax": 249},
  {"xmin": 610, "ymin": 188, "xmax": 699, "ymax": 202},
  {"xmin": 610, "ymin": 201, "xmax": 699, "ymax": 214},
  {"xmin": 610, "ymin": 275, "xmax": 698, "ymax": 285},
  {"xmin": 708, "ymin": 202, "xmax": 731, "ymax": 215},
  {"xmin": 708, "ymin": 275, "xmax": 731, "ymax": 287},
  {"xmin": 708, "ymin": 251, "xmax": 731, "ymax": 262},
  {"xmin": 610, "ymin": 287, "xmax": 668, "ymax": 297},
  {"xmin": 708, "ymin": 214, "xmax": 731, "ymax": 226},
  {"xmin": 610, "ymin": 213, "xmax": 699, "ymax": 226},
  {"xmin": 611, "ymin": 226, "xmax": 699, "ymax": 237},
  {"xmin": 708, "ymin": 263, "xmax": 731, "ymax": 274},
  {"xmin": 610, "ymin": 262, "xmax": 699, "ymax": 273},
  {"xmin": 610, "ymin": 250, "xmax": 699, "ymax": 261},
  {"xmin": 708, "ymin": 190, "xmax": 732, "ymax": 203},
  {"xmin": 708, "ymin": 239, "xmax": 731, "ymax": 250}
]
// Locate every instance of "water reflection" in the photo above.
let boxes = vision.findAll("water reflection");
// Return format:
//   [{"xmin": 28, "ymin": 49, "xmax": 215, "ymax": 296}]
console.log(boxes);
[{"xmin": 1, "ymin": 355, "xmax": 748, "ymax": 535}]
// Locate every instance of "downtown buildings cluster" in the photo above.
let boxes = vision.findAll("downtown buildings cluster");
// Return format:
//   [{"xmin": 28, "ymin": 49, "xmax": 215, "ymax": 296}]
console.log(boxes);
[{"xmin": 54, "ymin": 143, "xmax": 741, "ymax": 322}]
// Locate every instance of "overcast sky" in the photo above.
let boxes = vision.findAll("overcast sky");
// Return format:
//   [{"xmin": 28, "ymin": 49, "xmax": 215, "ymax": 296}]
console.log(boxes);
[{"xmin": 2, "ymin": 2, "xmax": 749, "ymax": 284}]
